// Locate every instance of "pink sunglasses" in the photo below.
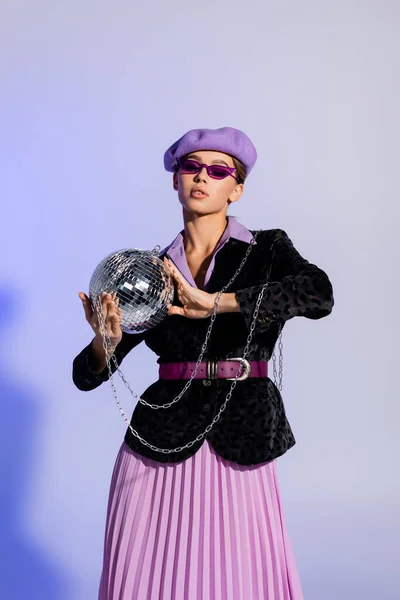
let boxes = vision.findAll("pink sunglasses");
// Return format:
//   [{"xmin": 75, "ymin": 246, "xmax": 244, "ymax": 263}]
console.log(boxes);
[{"xmin": 177, "ymin": 158, "xmax": 238, "ymax": 180}]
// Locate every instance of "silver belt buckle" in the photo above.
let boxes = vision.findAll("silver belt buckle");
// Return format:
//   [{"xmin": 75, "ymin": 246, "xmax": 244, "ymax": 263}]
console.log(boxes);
[{"xmin": 226, "ymin": 357, "xmax": 251, "ymax": 381}]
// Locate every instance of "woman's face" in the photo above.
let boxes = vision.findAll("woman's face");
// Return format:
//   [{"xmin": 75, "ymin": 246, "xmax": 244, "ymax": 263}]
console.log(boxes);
[{"xmin": 173, "ymin": 150, "xmax": 244, "ymax": 216}]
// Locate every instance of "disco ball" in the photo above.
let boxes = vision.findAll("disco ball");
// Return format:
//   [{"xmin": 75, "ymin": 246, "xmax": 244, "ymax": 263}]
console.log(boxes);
[{"xmin": 89, "ymin": 248, "xmax": 175, "ymax": 334}]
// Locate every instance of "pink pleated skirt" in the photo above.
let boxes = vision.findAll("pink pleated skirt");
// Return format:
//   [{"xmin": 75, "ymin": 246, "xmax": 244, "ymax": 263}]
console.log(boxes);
[{"xmin": 98, "ymin": 439, "xmax": 304, "ymax": 600}]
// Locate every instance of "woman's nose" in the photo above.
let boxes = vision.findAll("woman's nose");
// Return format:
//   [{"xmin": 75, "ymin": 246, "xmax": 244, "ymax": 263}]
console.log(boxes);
[{"xmin": 194, "ymin": 168, "xmax": 208, "ymax": 182}]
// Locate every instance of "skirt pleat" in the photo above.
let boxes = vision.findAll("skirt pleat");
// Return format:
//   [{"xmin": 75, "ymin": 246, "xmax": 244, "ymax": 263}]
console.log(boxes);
[{"xmin": 98, "ymin": 440, "xmax": 303, "ymax": 600}]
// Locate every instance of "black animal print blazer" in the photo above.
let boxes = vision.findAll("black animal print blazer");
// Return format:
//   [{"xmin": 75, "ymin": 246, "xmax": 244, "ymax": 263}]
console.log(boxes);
[{"xmin": 72, "ymin": 228, "xmax": 334, "ymax": 465}]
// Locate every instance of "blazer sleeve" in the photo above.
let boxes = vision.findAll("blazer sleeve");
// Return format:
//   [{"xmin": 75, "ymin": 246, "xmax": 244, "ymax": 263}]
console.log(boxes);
[
  {"xmin": 235, "ymin": 229, "xmax": 334, "ymax": 334},
  {"xmin": 72, "ymin": 330, "xmax": 146, "ymax": 392}
]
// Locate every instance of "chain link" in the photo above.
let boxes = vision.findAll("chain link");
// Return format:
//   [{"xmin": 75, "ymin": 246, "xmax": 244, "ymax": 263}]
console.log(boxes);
[
  {"xmin": 95, "ymin": 231, "xmax": 284, "ymax": 454},
  {"xmin": 272, "ymin": 330, "xmax": 283, "ymax": 392}
]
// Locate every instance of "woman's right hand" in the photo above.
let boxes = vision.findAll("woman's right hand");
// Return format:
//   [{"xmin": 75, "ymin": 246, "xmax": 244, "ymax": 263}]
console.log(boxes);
[{"xmin": 79, "ymin": 291, "xmax": 123, "ymax": 349}]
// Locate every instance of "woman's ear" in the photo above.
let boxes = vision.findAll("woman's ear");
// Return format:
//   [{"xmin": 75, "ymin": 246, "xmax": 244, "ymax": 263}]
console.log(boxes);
[
  {"xmin": 173, "ymin": 173, "xmax": 178, "ymax": 190},
  {"xmin": 228, "ymin": 183, "xmax": 244, "ymax": 204}
]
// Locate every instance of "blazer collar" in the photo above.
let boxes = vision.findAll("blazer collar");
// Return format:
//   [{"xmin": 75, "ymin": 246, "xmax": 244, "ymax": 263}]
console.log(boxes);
[
  {"xmin": 163, "ymin": 216, "xmax": 255, "ymax": 255},
  {"xmin": 161, "ymin": 217, "xmax": 256, "ymax": 289}
]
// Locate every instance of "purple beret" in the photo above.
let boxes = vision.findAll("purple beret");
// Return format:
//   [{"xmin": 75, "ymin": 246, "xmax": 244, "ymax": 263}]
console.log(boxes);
[{"xmin": 163, "ymin": 127, "xmax": 257, "ymax": 176}]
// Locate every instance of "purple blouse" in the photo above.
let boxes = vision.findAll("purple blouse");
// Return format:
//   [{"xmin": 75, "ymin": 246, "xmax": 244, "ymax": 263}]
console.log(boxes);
[{"xmin": 163, "ymin": 216, "xmax": 256, "ymax": 290}]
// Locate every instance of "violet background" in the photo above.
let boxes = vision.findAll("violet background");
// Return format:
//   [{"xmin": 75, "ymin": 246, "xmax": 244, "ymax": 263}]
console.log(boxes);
[{"xmin": 1, "ymin": 1, "xmax": 398, "ymax": 598}]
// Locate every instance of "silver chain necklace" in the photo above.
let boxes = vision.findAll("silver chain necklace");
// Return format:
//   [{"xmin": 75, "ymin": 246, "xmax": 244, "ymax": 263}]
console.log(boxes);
[{"xmin": 96, "ymin": 231, "xmax": 283, "ymax": 455}]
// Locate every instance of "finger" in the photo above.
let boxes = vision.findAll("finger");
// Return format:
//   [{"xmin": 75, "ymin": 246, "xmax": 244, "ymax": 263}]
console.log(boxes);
[
  {"xmin": 93, "ymin": 293, "xmax": 113, "ymax": 327},
  {"xmin": 79, "ymin": 292, "xmax": 93, "ymax": 322},
  {"xmin": 104, "ymin": 296, "xmax": 118, "ymax": 330},
  {"xmin": 165, "ymin": 258, "xmax": 177, "ymax": 275},
  {"xmin": 177, "ymin": 289, "xmax": 185, "ymax": 305},
  {"xmin": 166, "ymin": 258, "xmax": 178, "ymax": 275},
  {"xmin": 165, "ymin": 263, "xmax": 176, "ymax": 281},
  {"xmin": 110, "ymin": 293, "xmax": 120, "ymax": 311},
  {"xmin": 109, "ymin": 314, "xmax": 121, "ymax": 336},
  {"xmin": 169, "ymin": 265, "xmax": 187, "ymax": 289},
  {"xmin": 177, "ymin": 283, "xmax": 186, "ymax": 300},
  {"xmin": 168, "ymin": 305, "xmax": 185, "ymax": 317},
  {"xmin": 163, "ymin": 257, "xmax": 173, "ymax": 275},
  {"xmin": 101, "ymin": 293, "xmax": 114, "ymax": 314}
]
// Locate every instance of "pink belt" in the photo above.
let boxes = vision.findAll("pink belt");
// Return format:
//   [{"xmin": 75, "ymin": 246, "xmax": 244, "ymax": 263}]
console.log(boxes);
[{"xmin": 159, "ymin": 359, "xmax": 268, "ymax": 382}]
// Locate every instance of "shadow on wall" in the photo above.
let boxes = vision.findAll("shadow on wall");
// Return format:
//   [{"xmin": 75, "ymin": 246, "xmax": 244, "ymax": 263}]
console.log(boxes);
[{"xmin": 0, "ymin": 286, "xmax": 69, "ymax": 599}]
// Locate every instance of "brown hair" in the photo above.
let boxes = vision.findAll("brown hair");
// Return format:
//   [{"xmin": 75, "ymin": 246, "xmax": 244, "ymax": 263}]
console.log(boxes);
[{"xmin": 232, "ymin": 156, "xmax": 247, "ymax": 184}]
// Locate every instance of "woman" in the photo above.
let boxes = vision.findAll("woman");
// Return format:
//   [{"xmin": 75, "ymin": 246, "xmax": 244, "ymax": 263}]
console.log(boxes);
[{"xmin": 73, "ymin": 126, "xmax": 334, "ymax": 599}]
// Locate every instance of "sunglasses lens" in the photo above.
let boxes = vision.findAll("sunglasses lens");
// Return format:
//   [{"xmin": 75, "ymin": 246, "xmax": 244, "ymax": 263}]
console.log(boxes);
[
  {"xmin": 208, "ymin": 166, "xmax": 231, "ymax": 179},
  {"xmin": 179, "ymin": 159, "xmax": 235, "ymax": 180},
  {"xmin": 179, "ymin": 159, "xmax": 200, "ymax": 173}
]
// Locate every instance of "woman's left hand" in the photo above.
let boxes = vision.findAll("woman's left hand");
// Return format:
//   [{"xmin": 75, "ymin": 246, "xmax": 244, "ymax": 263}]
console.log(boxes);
[{"xmin": 163, "ymin": 257, "xmax": 217, "ymax": 319}]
